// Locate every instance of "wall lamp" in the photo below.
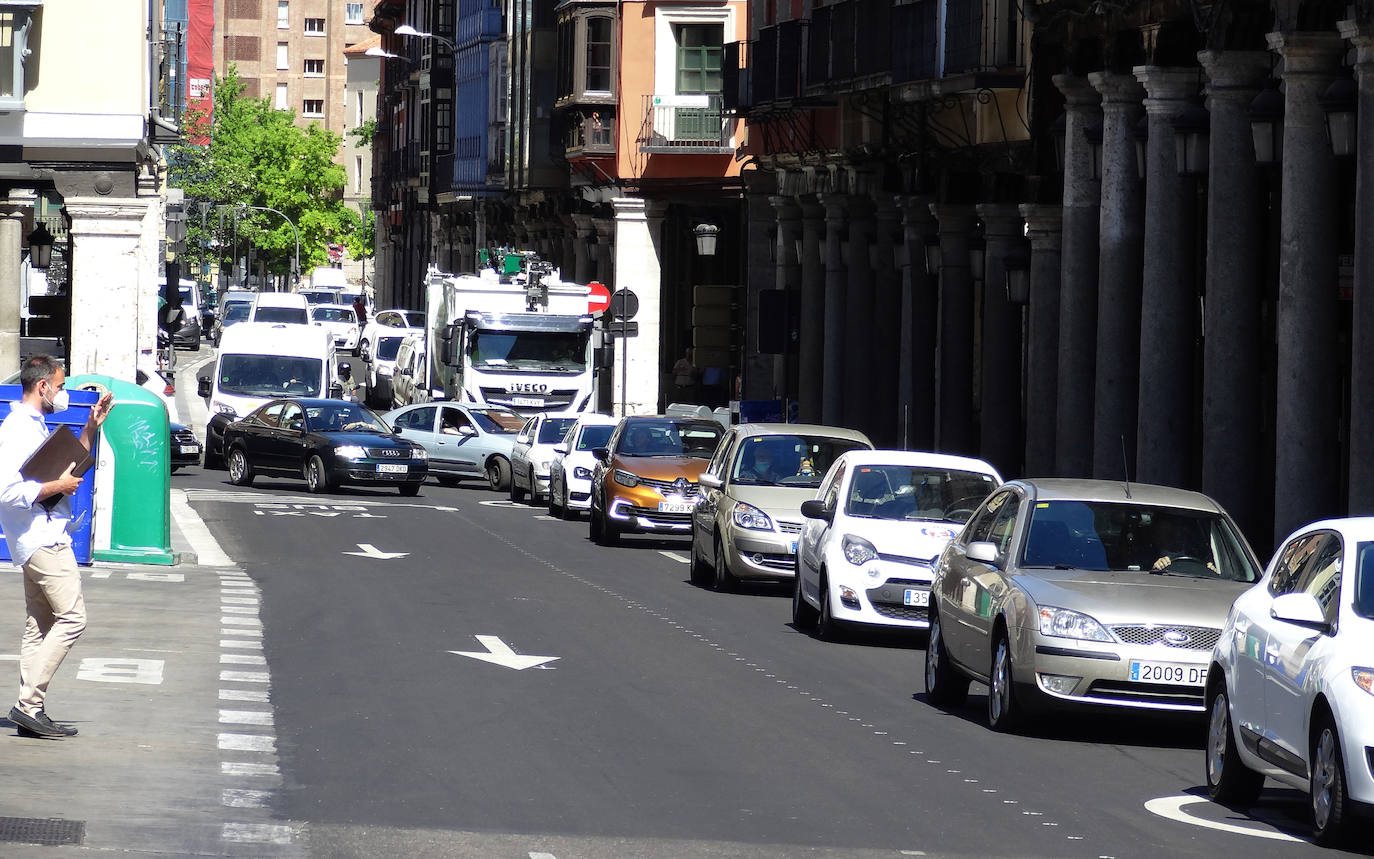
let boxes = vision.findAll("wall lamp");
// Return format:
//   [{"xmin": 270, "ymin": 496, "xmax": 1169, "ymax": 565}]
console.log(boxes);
[{"xmin": 26, "ymin": 222, "xmax": 54, "ymax": 270}]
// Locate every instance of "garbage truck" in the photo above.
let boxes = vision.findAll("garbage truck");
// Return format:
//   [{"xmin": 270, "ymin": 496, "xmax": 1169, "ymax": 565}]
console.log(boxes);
[{"xmin": 422, "ymin": 252, "xmax": 596, "ymax": 415}]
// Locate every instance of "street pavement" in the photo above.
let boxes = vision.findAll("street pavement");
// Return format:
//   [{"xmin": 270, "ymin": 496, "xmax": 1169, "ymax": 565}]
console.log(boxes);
[{"xmin": 0, "ymin": 340, "xmax": 1367, "ymax": 857}]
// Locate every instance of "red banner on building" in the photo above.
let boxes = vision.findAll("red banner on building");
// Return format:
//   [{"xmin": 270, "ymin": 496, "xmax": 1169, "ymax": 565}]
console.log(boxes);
[{"xmin": 186, "ymin": 0, "xmax": 215, "ymax": 142}]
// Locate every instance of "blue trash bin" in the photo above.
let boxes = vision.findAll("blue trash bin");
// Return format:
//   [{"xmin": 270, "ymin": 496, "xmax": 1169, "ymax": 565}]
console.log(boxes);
[{"xmin": 0, "ymin": 385, "xmax": 99, "ymax": 565}]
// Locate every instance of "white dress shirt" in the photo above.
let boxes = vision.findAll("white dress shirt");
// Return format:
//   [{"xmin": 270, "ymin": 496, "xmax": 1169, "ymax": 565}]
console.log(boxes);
[{"xmin": 0, "ymin": 402, "xmax": 74, "ymax": 567}]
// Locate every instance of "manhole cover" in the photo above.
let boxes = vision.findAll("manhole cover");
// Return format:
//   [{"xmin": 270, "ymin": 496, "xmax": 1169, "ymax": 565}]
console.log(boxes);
[{"xmin": 0, "ymin": 816, "xmax": 85, "ymax": 846}]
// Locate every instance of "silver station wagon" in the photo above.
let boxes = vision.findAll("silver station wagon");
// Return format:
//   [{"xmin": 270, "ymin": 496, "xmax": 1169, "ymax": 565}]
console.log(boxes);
[{"xmin": 924, "ymin": 478, "xmax": 1262, "ymax": 731}]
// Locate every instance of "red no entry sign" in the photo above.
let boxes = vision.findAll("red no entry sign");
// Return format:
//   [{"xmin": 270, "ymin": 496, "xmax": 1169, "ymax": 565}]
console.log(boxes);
[{"xmin": 587, "ymin": 281, "xmax": 611, "ymax": 315}]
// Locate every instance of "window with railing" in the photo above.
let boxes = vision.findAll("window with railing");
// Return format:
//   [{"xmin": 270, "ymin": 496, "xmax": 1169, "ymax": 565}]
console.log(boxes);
[{"xmin": 566, "ymin": 111, "xmax": 614, "ymax": 154}]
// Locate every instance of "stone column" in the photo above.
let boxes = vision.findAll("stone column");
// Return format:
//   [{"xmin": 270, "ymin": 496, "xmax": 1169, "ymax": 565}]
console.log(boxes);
[
  {"xmin": 593, "ymin": 217, "xmax": 614, "ymax": 287},
  {"xmin": 797, "ymin": 199, "xmax": 825, "ymax": 423},
  {"xmin": 843, "ymin": 193, "xmax": 876, "ymax": 432},
  {"xmin": 1341, "ymin": 22, "xmax": 1374, "ymax": 516},
  {"xmin": 976, "ymin": 203, "xmax": 1025, "ymax": 475},
  {"xmin": 870, "ymin": 195, "xmax": 902, "ymax": 446},
  {"xmin": 66, "ymin": 198, "xmax": 154, "ymax": 378},
  {"xmin": 1269, "ymin": 31, "xmax": 1346, "ymax": 540},
  {"xmin": 1053, "ymin": 74, "xmax": 1102, "ymax": 476},
  {"xmin": 930, "ymin": 204, "xmax": 977, "ymax": 455},
  {"xmin": 572, "ymin": 215, "xmax": 595, "ymax": 284},
  {"xmin": 612, "ymin": 196, "xmax": 666, "ymax": 416},
  {"xmin": 819, "ymin": 194, "xmax": 847, "ymax": 425},
  {"xmin": 899, "ymin": 196, "xmax": 937, "ymax": 450},
  {"xmin": 1133, "ymin": 67, "xmax": 1201, "ymax": 487},
  {"xmin": 744, "ymin": 182, "xmax": 778, "ymax": 400},
  {"xmin": 1199, "ymin": 50, "xmax": 1271, "ymax": 540},
  {"xmin": 1020, "ymin": 204, "xmax": 1062, "ymax": 477},
  {"xmin": 0, "ymin": 197, "xmax": 28, "ymax": 376},
  {"xmin": 1089, "ymin": 71, "xmax": 1146, "ymax": 479},
  {"xmin": 771, "ymin": 195, "xmax": 802, "ymax": 404}
]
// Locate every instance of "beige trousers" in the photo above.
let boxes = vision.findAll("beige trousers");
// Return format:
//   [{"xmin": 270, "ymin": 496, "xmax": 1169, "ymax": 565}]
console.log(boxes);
[{"xmin": 16, "ymin": 545, "xmax": 86, "ymax": 716}]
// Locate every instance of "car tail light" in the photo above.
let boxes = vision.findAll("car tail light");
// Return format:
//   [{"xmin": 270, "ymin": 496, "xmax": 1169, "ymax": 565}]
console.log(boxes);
[{"xmin": 164, "ymin": 383, "xmax": 176, "ymax": 396}]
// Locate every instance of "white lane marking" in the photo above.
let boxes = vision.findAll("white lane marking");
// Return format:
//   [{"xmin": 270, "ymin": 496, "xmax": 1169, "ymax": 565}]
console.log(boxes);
[
  {"xmin": 1143, "ymin": 795, "xmax": 1304, "ymax": 843},
  {"xmin": 221, "ymin": 628, "xmax": 262, "ymax": 637},
  {"xmin": 220, "ymin": 710, "xmax": 274, "ymax": 726},
  {"xmin": 218, "ymin": 733, "xmax": 277, "ymax": 752},
  {"xmin": 221, "ymin": 597, "xmax": 259, "ymax": 605},
  {"xmin": 529, "ymin": 853, "xmax": 558, "ymax": 859},
  {"xmin": 170, "ymin": 488, "xmax": 235, "ymax": 566},
  {"xmin": 658, "ymin": 550, "xmax": 690, "ymax": 564},
  {"xmin": 221, "ymin": 617, "xmax": 262, "ymax": 627},
  {"xmin": 221, "ymin": 639, "xmax": 263, "ymax": 650},
  {"xmin": 479, "ymin": 500, "xmax": 529, "ymax": 508},
  {"xmin": 222, "ymin": 822, "xmax": 295, "ymax": 844},
  {"xmin": 222, "ymin": 788, "xmax": 272, "ymax": 808},
  {"xmin": 89, "ymin": 570, "xmax": 112, "ymax": 579},
  {"xmin": 129, "ymin": 571, "xmax": 185, "ymax": 582},
  {"xmin": 343, "ymin": 542, "xmax": 409, "ymax": 560},
  {"xmin": 221, "ymin": 762, "xmax": 278, "ymax": 777},
  {"xmin": 220, "ymin": 689, "xmax": 270, "ymax": 702},
  {"xmin": 220, "ymin": 654, "xmax": 267, "ymax": 665},
  {"xmin": 220, "ymin": 671, "xmax": 270, "ymax": 683},
  {"xmin": 221, "ymin": 606, "xmax": 258, "ymax": 615},
  {"xmin": 534, "ymin": 515, "xmax": 558, "ymax": 521},
  {"xmin": 76, "ymin": 658, "xmax": 164, "ymax": 684},
  {"xmin": 448, "ymin": 635, "xmax": 560, "ymax": 671}
]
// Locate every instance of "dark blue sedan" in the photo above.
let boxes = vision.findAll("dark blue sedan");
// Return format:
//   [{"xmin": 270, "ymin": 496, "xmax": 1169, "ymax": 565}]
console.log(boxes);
[{"xmin": 222, "ymin": 398, "xmax": 428, "ymax": 495}]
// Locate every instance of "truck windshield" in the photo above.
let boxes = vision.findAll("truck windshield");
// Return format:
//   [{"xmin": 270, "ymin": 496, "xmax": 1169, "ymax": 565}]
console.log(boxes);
[
  {"xmin": 218, "ymin": 355, "xmax": 323, "ymax": 397},
  {"xmin": 469, "ymin": 331, "xmax": 586, "ymax": 373}
]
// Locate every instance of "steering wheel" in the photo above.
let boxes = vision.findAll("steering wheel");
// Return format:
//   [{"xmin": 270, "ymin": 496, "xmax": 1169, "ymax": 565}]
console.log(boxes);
[{"xmin": 341, "ymin": 420, "xmax": 373, "ymax": 432}]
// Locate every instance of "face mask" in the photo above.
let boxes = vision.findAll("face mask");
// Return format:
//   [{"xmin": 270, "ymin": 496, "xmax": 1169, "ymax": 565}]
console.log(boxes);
[{"xmin": 44, "ymin": 387, "xmax": 69, "ymax": 414}]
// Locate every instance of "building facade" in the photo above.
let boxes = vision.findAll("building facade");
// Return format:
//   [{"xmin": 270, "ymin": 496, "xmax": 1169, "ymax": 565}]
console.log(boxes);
[{"xmin": 342, "ymin": 36, "xmax": 380, "ymax": 290}]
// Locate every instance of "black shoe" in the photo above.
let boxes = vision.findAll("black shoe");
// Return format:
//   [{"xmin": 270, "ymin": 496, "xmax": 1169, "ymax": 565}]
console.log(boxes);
[{"xmin": 8, "ymin": 707, "xmax": 75, "ymax": 738}]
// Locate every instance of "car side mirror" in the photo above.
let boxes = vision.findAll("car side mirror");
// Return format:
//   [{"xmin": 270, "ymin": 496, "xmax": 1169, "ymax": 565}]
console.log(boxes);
[
  {"xmin": 516, "ymin": 435, "xmax": 530, "ymax": 444},
  {"xmin": 1270, "ymin": 592, "xmax": 1330, "ymax": 633},
  {"xmin": 699, "ymin": 473, "xmax": 723, "ymax": 490},
  {"xmin": 553, "ymin": 443, "xmax": 569, "ymax": 455},
  {"xmin": 592, "ymin": 447, "xmax": 610, "ymax": 463},
  {"xmin": 967, "ymin": 541, "xmax": 999, "ymax": 565},
  {"xmin": 800, "ymin": 499, "xmax": 832, "ymax": 522},
  {"xmin": 459, "ymin": 425, "xmax": 477, "ymax": 437},
  {"xmin": 328, "ymin": 383, "xmax": 343, "ymax": 399},
  {"xmin": 392, "ymin": 425, "xmax": 404, "ymax": 434},
  {"xmin": 197, "ymin": 377, "xmax": 211, "ymax": 399}
]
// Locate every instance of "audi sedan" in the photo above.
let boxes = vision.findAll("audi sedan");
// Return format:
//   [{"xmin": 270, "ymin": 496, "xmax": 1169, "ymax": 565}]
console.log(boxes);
[
  {"xmin": 223, "ymin": 398, "xmax": 427, "ymax": 495},
  {"xmin": 924, "ymin": 479, "xmax": 1262, "ymax": 732}
]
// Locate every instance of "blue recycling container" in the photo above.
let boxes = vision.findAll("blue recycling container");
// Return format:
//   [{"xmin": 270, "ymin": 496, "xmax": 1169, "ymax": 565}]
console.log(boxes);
[{"xmin": 0, "ymin": 385, "xmax": 100, "ymax": 565}]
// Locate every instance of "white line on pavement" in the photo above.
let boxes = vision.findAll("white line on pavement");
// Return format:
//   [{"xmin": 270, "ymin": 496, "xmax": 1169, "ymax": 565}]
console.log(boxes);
[
  {"xmin": 219, "ymin": 710, "xmax": 275, "ymax": 726},
  {"xmin": 222, "ymin": 788, "xmax": 272, "ymax": 808},
  {"xmin": 218, "ymin": 733, "xmax": 277, "ymax": 752},
  {"xmin": 220, "ymin": 689, "xmax": 270, "ymax": 702},
  {"xmin": 658, "ymin": 550, "xmax": 690, "ymax": 564},
  {"xmin": 221, "ymin": 822, "xmax": 295, "ymax": 844},
  {"xmin": 171, "ymin": 488, "xmax": 235, "ymax": 567}
]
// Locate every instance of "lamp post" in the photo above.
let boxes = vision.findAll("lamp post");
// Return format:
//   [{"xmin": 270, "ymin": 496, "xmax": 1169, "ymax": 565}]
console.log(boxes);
[
  {"xmin": 1320, "ymin": 76, "xmax": 1358, "ymax": 157},
  {"xmin": 393, "ymin": 23, "xmax": 456, "ymax": 51},
  {"xmin": 26, "ymin": 222, "xmax": 54, "ymax": 270},
  {"xmin": 1248, "ymin": 80, "xmax": 1285, "ymax": 165},
  {"xmin": 693, "ymin": 222, "xmax": 719, "ymax": 255},
  {"xmin": 1173, "ymin": 101, "xmax": 1212, "ymax": 176},
  {"xmin": 236, "ymin": 204, "xmax": 300, "ymax": 287}
]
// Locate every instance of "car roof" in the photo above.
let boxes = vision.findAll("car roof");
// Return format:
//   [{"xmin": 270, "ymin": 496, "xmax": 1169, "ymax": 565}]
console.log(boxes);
[
  {"xmin": 572, "ymin": 413, "xmax": 618, "ymax": 426},
  {"xmin": 311, "ymin": 303, "xmax": 356, "ymax": 313},
  {"xmin": 217, "ymin": 321, "xmax": 333, "ymax": 357},
  {"xmin": 1010, "ymin": 478, "xmax": 1225, "ymax": 513},
  {"xmin": 1282, "ymin": 516, "xmax": 1374, "ymax": 544},
  {"xmin": 252, "ymin": 292, "xmax": 309, "ymax": 308},
  {"xmin": 835, "ymin": 449, "xmax": 1002, "ymax": 478},
  {"xmin": 732, "ymin": 423, "xmax": 874, "ymax": 445}
]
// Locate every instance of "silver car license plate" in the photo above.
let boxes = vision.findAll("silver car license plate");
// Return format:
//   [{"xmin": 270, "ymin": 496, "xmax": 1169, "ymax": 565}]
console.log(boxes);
[
  {"xmin": 375, "ymin": 463, "xmax": 408, "ymax": 474},
  {"xmin": 903, "ymin": 589, "xmax": 930, "ymax": 607},
  {"xmin": 1129, "ymin": 660, "xmax": 1206, "ymax": 685}
]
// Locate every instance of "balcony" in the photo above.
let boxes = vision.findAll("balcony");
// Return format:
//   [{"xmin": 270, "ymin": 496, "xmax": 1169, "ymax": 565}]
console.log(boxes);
[
  {"xmin": 806, "ymin": 0, "xmax": 890, "ymax": 90},
  {"xmin": 723, "ymin": 40, "xmax": 751, "ymax": 113},
  {"xmin": 637, "ymin": 94, "xmax": 733, "ymax": 154},
  {"xmin": 892, "ymin": 1, "xmax": 940, "ymax": 85},
  {"xmin": 564, "ymin": 111, "xmax": 615, "ymax": 158},
  {"xmin": 944, "ymin": 0, "xmax": 1024, "ymax": 79}
]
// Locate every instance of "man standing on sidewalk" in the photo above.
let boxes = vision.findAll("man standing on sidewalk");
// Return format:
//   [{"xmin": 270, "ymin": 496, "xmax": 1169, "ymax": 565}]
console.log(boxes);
[{"xmin": 0, "ymin": 355, "xmax": 113, "ymax": 738}]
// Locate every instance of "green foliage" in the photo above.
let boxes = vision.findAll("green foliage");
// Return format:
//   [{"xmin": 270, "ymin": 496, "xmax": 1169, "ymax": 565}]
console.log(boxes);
[
  {"xmin": 169, "ymin": 66, "xmax": 354, "ymax": 281},
  {"xmin": 342, "ymin": 203, "xmax": 376, "ymax": 261},
  {"xmin": 349, "ymin": 118, "xmax": 378, "ymax": 147}
]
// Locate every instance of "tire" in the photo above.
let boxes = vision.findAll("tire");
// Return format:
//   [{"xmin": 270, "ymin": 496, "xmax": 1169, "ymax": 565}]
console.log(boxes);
[
  {"xmin": 712, "ymin": 537, "xmax": 735, "ymax": 592},
  {"xmin": 436, "ymin": 474, "xmax": 460, "ymax": 487},
  {"xmin": 510, "ymin": 468, "xmax": 527, "ymax": 503},
  {"xmin": 399, "ymin": 483, "xmax": 420, "ymax": 497},
  {"xmin": 816, "ymin": 576, "xmax": 841, "ymax": 640},
  {"xmin": 170, "ymin": 465, "xmax": 181, "ymax": 474},
  {"xmin": 526, "ymin": 469, "xmax": 542, "ymax": 504},
  {"xmin": 589, "ymin": 499, "xmax": 604, "ymax": 541},
  {"xmin": 791, "ymin": 567, "xmax": 819, "ymax": 628},
  {"xmin": 689, "ymin": 526, "xmax": 713, "ymax": 587},
  {"xmin": 596, "ymin": 500, "xmax": 620, "ymax": 546},
  {"xmin": 226, "ymin": 447, "xmax": 254, "ymax": 487},
  {"xmin": 924, "ymin": 610, "xmax": 969, "ymax": 707},
  {"xmin": 548, "ymin": 478, "xmax": 563, "ymax": 517},
  {"xmin": 1311, "ymin": 711, "xmax": 1353, "ymax": 846},
  {"xmin": 203, "ymin": 447, "xmax": 224, "ymax": 470},
  {"xmin": 485, "ymin": 457, "xmax": 511, "ymax": 492},
  {"xmin": 1205, "ymin": 683, "xmax": 1264, "ymax": 806},
  {"xmin": 987, "ymin": 628, "xmax": 1031, "ymax": 732},
  {"xmin": 304, "ymin": 455, "xmax": 334, "ymax": 494}
]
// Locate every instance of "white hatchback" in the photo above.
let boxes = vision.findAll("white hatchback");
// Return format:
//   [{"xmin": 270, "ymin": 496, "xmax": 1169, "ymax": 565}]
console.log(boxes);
[
  {"xmin": 509, "ymin": 413, "xmax": 581, "ymax": 505},
  {"xmin": 794, "ymin": 450, "xmax": 1001, "ymax": 638},
  {"xmin": 1205, "ymin": 517, "xmax": 1374, "ymax": 847},
  {"xmin": 310, "ymin": 303, "xmax": 361, "ymax": 354},
  {"xmin": 546, "ymin": 413, "xmax": 618, "ymax": 517}
]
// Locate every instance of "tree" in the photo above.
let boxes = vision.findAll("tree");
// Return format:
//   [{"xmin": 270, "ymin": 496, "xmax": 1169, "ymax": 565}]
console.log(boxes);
[
  {"xmin": 343, "ymin": 203, "xmax": 376, "ymax": 263},
  {"xmin": 169, "ymin": 66, "xmax": 353, "ymax": 285}
]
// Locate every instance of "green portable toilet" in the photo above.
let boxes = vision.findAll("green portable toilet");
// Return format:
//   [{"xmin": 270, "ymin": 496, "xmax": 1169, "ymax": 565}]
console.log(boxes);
[{"xmin": 68, "ymin": 375, "xmax": 174, "ymax": 565}]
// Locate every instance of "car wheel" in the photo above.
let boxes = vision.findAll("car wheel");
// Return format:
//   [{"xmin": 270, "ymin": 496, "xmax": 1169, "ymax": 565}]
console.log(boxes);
[
  {"xmin": 791, "ymin": 568, "xmax": 819, "ymax": 629},
  {"xmin": 486, "ymin": 457, "xmax": 511, "ymax": 492},
  {"xmin": 436, "ymin": 475, "xmax": 460, "ymax": 487},
  {"xmin": 596, "ymin": 497, "xmax": 620, "ymax": 546},
  {"xmin": 509, "ymin": 469, "xmax": 527, "ymax": 503},
  {"xmin": 712, "ymin": 537, "xmax": 734, "ymax": 592},
  {"xmin": 1311, "ymin": 711, "xmax": 1353, "ymax": 846},
  {"xmin": 987, "ymin": 628, "xmax": 1030, "ymax": 732},
  {"xmin": 547, "ymin": 478, "xmax": 563, "ymax": 517},
  {"xmin": 588, "ymin": 498, "xmax": 603, "ymax": 541},
  {"xmin": 924, "ymin": 610, "xmax": 969, "ymax": 707},
  {"xmin": 170, "ymin": 465, "xmax": 181, "ymax": 474},
  {"xmin": 202, "ymin": 446, "xmax": 223, "ymax": 470},
  {"xmin": 226, "ymin": 447, "xmax": 254, "ymax": 487},
  {"xmin": 526, "ymin": 469, "xmax": 542, "ymax": 504},
  {"xmin": 815, "ymin": 575, "xmax": 842, "ymax": 640},
  {"xmin": 1205, "ymin": 682, "xmax": 1264, "ymax": 806},
  {"xmin": 399, "ymin": 482, "xmax": 421, "ymax": 497},
  {"xmin": 688, "ymin": 524, "xmax": 713, "ymax": 587},
  {"xmin": 305, "ymin": 455, "xmax": 334, "ymax": 494}
]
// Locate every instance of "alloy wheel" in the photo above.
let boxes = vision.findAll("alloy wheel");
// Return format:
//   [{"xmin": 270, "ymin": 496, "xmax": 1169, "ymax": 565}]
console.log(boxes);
[{"xmin": 1313, "ymin": 727, "xmax": 1337, "ymax": 830}]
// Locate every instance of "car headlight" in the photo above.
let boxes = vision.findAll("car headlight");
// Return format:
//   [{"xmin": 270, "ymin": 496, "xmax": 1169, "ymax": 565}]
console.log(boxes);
[
  {"xmin": 613, "ymin": 468, "xmax": 640, "ymax": 488},
  {"xmin": 411, "ymin": 447, "xmax": 427, "ymax": 460},
  {"xmin": 842, "ymin": 534, "xmax": 880, "ymax": 566},
  {"xmin": 335, "ymin": 444, "xmax": 368, "ymax": 460},
  {"xmin": 377, "ymin": 365, "xmax": 394, "ymax": 377},
  {"xmin": 573, "ymin": 466, "xmax": 592, "ymax": 480},
  {"xmin": 732, "ymin": 501, "xmax": 773, "ymax": 531},
  {"xmin": 213, "ymin": 402, "xmax": 238, "ymax": 417},
  {"xmin": 1354, "ymin": 667, "xmax": 1374, "ymax": 695},
  {"xmin": 535, "ymin": 458, "xmax": 551, "ymax": 473},
  {"xmin": 1037, "ymin": 605, "xmax": 1114, "ymax": 643}
]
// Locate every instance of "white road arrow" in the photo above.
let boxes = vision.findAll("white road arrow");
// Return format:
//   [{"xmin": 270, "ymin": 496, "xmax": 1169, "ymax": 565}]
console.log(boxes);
[
  {"xmin": 448, "ymin": 635, "xmax": 560, "ymax": 671},
  {"xmin": 343, "ymin": 543, "xmax": 409, "ymax": 560}
]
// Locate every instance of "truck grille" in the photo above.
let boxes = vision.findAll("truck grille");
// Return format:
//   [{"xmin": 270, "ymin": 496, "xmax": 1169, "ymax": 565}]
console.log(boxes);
[{"xmin": 479, "ymin": 387, "xmax": 579, "ymax": 414}]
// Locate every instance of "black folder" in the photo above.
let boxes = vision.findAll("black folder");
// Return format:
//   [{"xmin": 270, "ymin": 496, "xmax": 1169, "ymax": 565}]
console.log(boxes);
[{"xmin": 20, "ymin": 426, "xmax": 94, "ymax": 484}]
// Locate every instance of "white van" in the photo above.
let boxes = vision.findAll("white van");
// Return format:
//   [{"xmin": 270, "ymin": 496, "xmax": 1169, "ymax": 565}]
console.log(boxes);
[
  {"xmin": 199, "ymin": 321, "xmax": 338, "ymax": 467},
  {"xmin": 250, "ymin": 292, "xmax": 311, "ymax": 325}
]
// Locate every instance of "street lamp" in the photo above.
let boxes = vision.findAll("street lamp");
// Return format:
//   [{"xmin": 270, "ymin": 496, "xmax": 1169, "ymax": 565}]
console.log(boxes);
[
  {"xmin": 26, "ymin": 222, "xmax": 54, "ymax": 270},
  {"xmin": 365, "ymin": 45, "xmax": 402, "ymax": 60},
  {"xmin": 1248, "ymin": 80, "xmax": 1284, "ymax": 166},
  {"xmin": 922, "ymin": 230, "xmax": 942, "ymax": 277},
  {"xmin": 1320, "ymin": 76, "xmax": 1357, "ymax": 157},
  {"xmin": 1004, "ymin": 243, "xmax": 1031, "ymax": 306},
  {"xmin": 1172, "ymin": 101, "xmax": 1211, "ymax": 177},
  {"xmin": 693, "ymin": 222, "xmax": 719, "ymax": 256},
  {"xmin": 393, "ymin": 23, "xmax": 456, "ymax": 51}
]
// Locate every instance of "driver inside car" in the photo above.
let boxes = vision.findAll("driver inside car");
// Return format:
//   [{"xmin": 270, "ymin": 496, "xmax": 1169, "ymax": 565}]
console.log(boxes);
[{"xmin": 1150, "ymin": 516, "xmax": 1216, "ymax": 573}]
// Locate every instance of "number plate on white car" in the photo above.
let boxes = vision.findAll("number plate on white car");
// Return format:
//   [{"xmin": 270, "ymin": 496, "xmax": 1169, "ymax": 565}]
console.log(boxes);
[
  {"xmin": 1129, "ymin": 661, "xmax": 1207, "ymax": 686},
  {"xmin": 658, "ymin": 501, "xmax": 694, "ymax": 514},
  {"xmin": 903, "ymin": 589, "xmax": 930, "ymax": 607},
  {"xmin": 375, "ymin": 463, "xmax": 408, "ymax": 474},
  {"xmin": 180, "ymin": 444, "xmax": 199, "ymax": 454},
  {"xmin": 513, "ymin": 397, "xmax": 544, "ymax": 408}
]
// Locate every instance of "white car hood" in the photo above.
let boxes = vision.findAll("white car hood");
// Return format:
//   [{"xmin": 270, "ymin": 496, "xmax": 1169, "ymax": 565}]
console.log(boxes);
[{"xmin": 839, "ymin": 517, "xmax": 962, "ymax": 563}]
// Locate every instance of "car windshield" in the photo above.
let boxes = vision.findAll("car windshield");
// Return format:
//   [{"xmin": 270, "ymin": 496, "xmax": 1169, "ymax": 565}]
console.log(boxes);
[
  {"xmin": 844, "ymin": 466, "xmax": 999, "ymax": 522},
  {"xmin": 304, "ymin": 403, "xmax": 390, "ymax": 433},
  {"xmin": 1020, "ymin": 500, "xmax": 1260, "ymax": 581},
  {"xmin": 312, "ymin": 308, "xmax": 355, "ymax": 323},
  {"xmin": 1356, "ymin": 542, "xmax": 1374, "ymax": 620},
  {"xmin": 375, "ymin": 336, "xmax": 404, "ymax": 361},
  {"xmin": 731, "ymin": 435, "xmax": 870, "ymax": 488},
  {"xmin": 256, "ymin": 307, "xmax": 309, "ymax": 324},
  {"xmin": 404, "ymin": 311, "xmax": 426, "ymax": 327},
  {"xmin": 537, "ymin": 417, "xmax": 578, "ymax": 444},
  {"xmin": 218, "ymin": 355, "xmax": 323, "ymax": 397},
  {"xmin": 301, "ymin": 291, "xmax": 339, "ymax": 305},
  {"xmin": 617, "ymin": 420, "xmax": 722, "ymax": 459},
  {"xmin": 472, "ymin": 409, "xmax": 525, "ymax": 433},
  {"xmin": 223, "ymin": 303, "xmax": 251, "ymax": 323},
  {"xmin": 576, "ymin": 424, "xmax": 614, "ymax": 451},
  {"xmin": 468, "ymin": 330, "xmax": 587, "ymax": 373}
]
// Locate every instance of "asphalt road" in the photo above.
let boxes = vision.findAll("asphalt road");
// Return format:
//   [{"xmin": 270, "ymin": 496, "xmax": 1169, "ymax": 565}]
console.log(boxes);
[{"xmin": 172, "ymin": 456, "xmax": 1372, "ymax": 859}]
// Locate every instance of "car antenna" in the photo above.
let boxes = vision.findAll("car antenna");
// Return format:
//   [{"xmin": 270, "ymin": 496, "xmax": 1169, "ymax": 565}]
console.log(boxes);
[{"xmin": 1119, "ymin": 435, "xmax": 1132, "ymax": 499}]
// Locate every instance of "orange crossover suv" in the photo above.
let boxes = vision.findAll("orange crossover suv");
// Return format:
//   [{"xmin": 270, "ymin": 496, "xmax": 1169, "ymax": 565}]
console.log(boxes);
[{"xmin": 588, "ymin": 416, "xmax": 725, "ymax": 545}]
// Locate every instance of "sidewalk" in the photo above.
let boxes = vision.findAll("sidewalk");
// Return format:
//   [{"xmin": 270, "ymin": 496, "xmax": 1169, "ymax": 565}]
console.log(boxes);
[{"xmin": 0, "ymin": 493, "xmax": 303, "ymax": 856}]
